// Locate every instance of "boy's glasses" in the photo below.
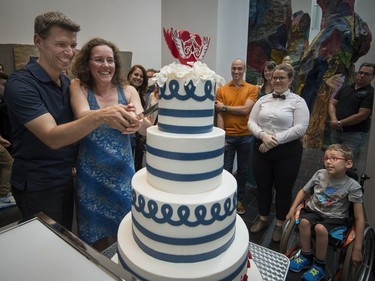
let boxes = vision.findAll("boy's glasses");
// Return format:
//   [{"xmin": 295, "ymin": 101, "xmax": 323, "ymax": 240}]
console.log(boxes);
[{"xmin": 321, "ymin": 157, "xmax": 347, "ymax": 162}]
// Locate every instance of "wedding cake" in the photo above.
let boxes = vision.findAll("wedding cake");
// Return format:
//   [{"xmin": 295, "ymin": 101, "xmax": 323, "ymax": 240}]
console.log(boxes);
[{"xmin": 117, "ymin": 62, "xmax": 261, "ymax": 280}]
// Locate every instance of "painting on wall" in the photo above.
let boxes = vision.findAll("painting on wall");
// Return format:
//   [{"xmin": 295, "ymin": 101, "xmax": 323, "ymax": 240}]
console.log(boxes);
[{"xmin": 14, "ymin": 45, "xmax": 39, "ymax": 70}]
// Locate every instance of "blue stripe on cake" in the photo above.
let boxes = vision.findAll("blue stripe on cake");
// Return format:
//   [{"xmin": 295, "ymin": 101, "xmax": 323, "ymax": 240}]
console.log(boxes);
[
  {"xmin": 117, "ymin": 250, "xmax": 248, "ymax": 281},
  {"xmin": 158, "ymin": 123, "xmax": 213, "ymax": 134},
  {"xmin": 132, "ymin": 215, "xmax": 236, "ymax": 245},
  {"xmin": 218, "ymin": 254, "xmax": 249, "ymax": 281},
  {"xmin": 117, "ymin": 254, "xmax": 149, "ymax": 281},
  {"xmin": 147, "ymin": 145, "xmax": 223, "ymax": 160},
  {"xmin": 159, "ymin": 108, "xmax": 214, "ymax": 117},
  {"xmin": 132, "ymin": 228, "xmax": 236, "ymax": 263},
  {"xmin": 146, "ymin": 163, "xmax": 222, "ymax": 181}
]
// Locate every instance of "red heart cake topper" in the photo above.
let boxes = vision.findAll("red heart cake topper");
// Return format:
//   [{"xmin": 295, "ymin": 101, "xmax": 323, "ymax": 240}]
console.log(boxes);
[{"xmin": 163, "ymin": 27, "xmax": 210, "ymax": 65}]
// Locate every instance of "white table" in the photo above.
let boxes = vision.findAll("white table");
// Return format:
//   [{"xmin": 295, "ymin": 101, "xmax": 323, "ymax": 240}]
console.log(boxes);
[{"xmin": 0, "ymin": 214, "xmax": 133, "ymax": 281}]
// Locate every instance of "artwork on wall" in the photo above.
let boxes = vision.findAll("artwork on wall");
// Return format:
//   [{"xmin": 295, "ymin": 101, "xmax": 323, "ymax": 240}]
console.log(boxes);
[
  {"xmin": 246, "ymin": 0, "xmax": 372, "ymax": 149},
  {"xmin": 13, "ymin": 45, "xmax": 39, "ymax": 71},
  {"xmin": 298, "ymin": 0, "xmax": 372, "ymax": 148}
]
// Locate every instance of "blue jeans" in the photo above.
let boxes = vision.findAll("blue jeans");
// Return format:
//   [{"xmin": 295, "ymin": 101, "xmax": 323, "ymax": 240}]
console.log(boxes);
[
  {"xmin": 330, "ymin": 130, "xmax": 368, "ymax": 160},
  {"xmin": 224, "ymin": 135, "xmax": 253, "ymax": 201}
]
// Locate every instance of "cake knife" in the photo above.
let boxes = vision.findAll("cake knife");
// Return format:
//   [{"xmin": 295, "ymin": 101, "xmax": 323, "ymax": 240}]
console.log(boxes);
[{"xmin": 138, "ymin": 103, "xmax": 158, "ymax": 118}]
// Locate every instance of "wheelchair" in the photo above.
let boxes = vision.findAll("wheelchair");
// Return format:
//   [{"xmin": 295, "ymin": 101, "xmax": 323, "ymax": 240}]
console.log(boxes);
[{"xmin": 280, "ymin": 173, "xmax": 375, "ymax": 281}]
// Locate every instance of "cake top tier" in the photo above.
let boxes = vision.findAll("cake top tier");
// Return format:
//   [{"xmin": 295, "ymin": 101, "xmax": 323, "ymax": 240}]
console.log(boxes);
[
  {"xmin": 151, "ymin": 62, "xmax": 224, "ymax": 134},
  {"xmin": 152, "ymin": 61, "xmax": 225, "ymax": 87}
]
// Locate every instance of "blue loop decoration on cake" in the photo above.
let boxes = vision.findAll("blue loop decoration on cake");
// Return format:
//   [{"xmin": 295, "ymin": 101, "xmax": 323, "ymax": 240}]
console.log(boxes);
[
  {"xmin": 146, "ymin": 163, "xmax": 222, "ymax": 182},
  {"xmin": 159, "ymin": 79, "xmax": 215, "ymax": 101},
  {"xmin": 147, "ymin": 145, "xmax": 223, "ymax": 160},
  {"xmin": 146, "ymin": 200, "xmax": 158, "ymax": 218},
  {"xmin": 132, "ymin": 214, "xmax": 236, "ymax": 245},
  {"xmin": 132, "ymin": 190, "xmax": 236, "ymax": 226},
  {"xmin": 157, "ymin": 123, "xmax": 213, "ymax": 134},
  {"xmin": 132, "ymin": 227, "xmax": 236, "ymax": 263}
]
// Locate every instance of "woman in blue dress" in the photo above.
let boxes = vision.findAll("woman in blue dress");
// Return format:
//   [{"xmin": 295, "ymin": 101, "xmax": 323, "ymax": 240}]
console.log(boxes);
[{"xmin": 70, "ymin": 38, "xmax": 144, "ymax": 245}]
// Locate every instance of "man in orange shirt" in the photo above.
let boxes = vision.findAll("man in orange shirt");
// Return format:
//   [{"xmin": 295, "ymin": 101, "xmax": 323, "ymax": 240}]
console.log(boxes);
[{"xmin": 215, "ymin": 59, "xmax": 258, "ymax": 214}]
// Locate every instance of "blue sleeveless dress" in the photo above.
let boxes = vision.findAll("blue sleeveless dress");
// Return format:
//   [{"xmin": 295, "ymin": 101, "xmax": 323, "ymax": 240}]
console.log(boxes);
[{"xmin": 75, "ymin": 85, "xmax": 134, "ymax": 245}]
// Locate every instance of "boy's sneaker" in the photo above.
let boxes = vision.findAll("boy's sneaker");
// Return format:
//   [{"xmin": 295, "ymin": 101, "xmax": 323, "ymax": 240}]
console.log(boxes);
[
  {"xmin": 289, "ymin": 254, "xmax": 313, "ymax": 272},
  {"xmin": 0, "ymin": 193, "xmax": 16, "ymax": 209},
  {"xmin": 302, "ymin": 264, "xmax": 325, "ymax": 281}
]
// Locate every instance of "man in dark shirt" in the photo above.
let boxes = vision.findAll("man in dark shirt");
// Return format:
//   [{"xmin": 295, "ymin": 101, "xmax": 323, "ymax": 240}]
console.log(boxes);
[
  {"xmin": 328, "ymin": 62, "xmax": 374, "ymax": 161},
  {"xmin": 4, "ymin": 11, "xmax": 141, "ymax": 229}
]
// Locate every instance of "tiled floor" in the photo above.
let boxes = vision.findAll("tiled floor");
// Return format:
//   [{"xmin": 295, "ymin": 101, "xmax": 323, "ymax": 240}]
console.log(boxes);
[{"xmin": 0, "ymin": 147, "xmax": 374, "ymax": 280}]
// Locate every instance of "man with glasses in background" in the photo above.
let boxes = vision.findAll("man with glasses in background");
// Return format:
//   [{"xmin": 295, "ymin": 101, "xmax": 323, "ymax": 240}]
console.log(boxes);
[
  {"xmin": 4, "ymin": 11, "xmax": 141, "ymax": 229},
  {"xmin": 328, "ymin": 62, "xmax": 375, "ymax": 165}
]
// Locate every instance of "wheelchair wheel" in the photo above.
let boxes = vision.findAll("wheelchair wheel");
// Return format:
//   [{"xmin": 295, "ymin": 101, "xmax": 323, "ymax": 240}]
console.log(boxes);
[
  {"xmin": 280, "ymin": 216, "xmax": 300, "ymax": 257},
  {"xmin": 342, "ymin": 226, "xmax": 375, "ymax": 281}
]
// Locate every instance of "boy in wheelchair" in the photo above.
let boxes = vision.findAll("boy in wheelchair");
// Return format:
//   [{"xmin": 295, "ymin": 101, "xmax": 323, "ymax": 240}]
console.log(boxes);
[{"xmin": 286, "ymin": 144, "xmax": 365, "ymax": 281}]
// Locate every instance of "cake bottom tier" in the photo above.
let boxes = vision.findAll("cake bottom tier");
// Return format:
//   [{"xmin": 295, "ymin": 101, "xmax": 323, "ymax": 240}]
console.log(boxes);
[{"xmin": 117, "ymin": 214, "xmax": 251, "ymax": 281}]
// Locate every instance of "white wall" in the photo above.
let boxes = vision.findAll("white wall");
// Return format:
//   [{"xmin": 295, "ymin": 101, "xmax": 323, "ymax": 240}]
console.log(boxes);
[
  {"xmin": 161, "ymin": 0, "xmax": 249, "ymax": 82},
  {"xmin": 0, "ymin": 0, "xmax": 162, "ymax": 69},
  {"xmin": 161, "ymin": 0, "xmax": 218, "ymax": 72},
  {"xmin": 217, "ymin": 0, "xmax": 250, "ymax": 82},
  {"xmin": 354, "ymin": 0, "xmax": 375, "ymax": 75},
  {"xmin": 0, "ymin": 0, "xmax": 249, "ymax": 80}
]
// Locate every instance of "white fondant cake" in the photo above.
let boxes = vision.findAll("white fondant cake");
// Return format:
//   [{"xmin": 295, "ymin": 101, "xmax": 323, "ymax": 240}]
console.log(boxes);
[
  {"xmin": 131, "ymin": 169, "xmax": 236, "ymax": 259},
  {"xmin": 118, "ymin": 214, "xmax": 249, "ymax": 280},
  {"xmin": 117, "ymin": 62, "xmax": 262, "ymax": 281},
  {"xmin": 146, "ymin": 126, "xmax": 225, "ymax": 193},
  {"xmin": 154, "ymin": 62, "xmax": 224, "ymax": 134}
]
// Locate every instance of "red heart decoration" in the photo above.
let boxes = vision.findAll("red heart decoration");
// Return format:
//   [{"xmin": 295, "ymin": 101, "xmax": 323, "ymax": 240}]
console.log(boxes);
[
  {"xmin": 177, "ymin": 30, "xmax": 202, "ymax": 65},
  {"xmin": 163, "ymin": 28, "xmax": 210, "ymax": 65}
]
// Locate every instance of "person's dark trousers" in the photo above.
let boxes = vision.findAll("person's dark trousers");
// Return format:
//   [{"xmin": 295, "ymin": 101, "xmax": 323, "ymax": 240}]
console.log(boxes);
[
  {"xmin": 12, "ymin": 179, "xmax": 74, "ymax": 230},
  {"xmin": 253, "ymin": 138, "xmax": 302, "ymax": 221},
  {"xmin": 224, "ymin": 135, "xmax": 252, "ymax": 202}
]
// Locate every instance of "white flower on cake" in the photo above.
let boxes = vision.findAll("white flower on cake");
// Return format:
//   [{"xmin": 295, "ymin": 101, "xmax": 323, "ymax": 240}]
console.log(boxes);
[{"xmin": 153, "ymin": 61, "xmax": 225, "ymax": 87}]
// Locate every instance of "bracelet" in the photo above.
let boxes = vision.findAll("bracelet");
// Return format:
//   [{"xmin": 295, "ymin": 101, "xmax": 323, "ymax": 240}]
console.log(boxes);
[{"xmin": 337, "ymin": 121, "xmax": 342, "ymax": 127}]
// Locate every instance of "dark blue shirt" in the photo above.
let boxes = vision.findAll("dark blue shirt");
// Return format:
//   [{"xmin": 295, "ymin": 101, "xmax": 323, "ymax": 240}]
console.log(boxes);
[{"xmin": 4, "ymin": 57, "xmax": 75, "ymax": 191}]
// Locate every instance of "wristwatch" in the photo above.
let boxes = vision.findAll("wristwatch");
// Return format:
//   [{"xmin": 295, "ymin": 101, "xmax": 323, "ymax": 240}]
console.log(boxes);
[{"xmin": 222, "ymin": 105, "xmax": 228, "ymax": 112}]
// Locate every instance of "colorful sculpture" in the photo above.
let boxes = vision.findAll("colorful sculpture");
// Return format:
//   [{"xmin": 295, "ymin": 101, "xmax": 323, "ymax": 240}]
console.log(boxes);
[{"xmin": 298, "ymin": 0, "xmax": 372, "ymax": 148}]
